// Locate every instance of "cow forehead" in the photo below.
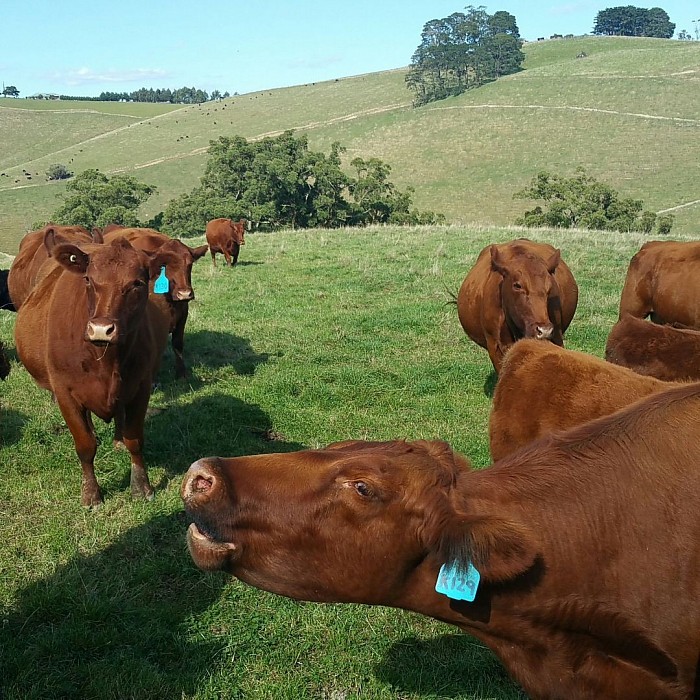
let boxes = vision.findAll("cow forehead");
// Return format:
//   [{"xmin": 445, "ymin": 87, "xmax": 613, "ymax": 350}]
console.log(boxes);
[{"xmin": 87, "ymin": 247, "xmax": 146, "ymax": 279}]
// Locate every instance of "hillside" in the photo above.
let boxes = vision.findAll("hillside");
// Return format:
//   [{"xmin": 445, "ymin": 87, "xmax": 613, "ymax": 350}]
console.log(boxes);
[{"xmin": 0, "ymin": 35, "xmax": 698, "ymax": 253}]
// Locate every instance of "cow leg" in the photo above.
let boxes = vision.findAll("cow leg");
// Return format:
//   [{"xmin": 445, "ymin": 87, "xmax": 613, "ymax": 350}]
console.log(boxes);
[
  {"xmin": 113, "ymin": 404, "xmax": 126, "ymax": 450},
  {"xmin": 121, "ymin": 382, "xmax": 154, "ymax": 501},
  {"xmin": 223, "ymin": 249, "xmax": 232, "ymax": 266},
  {"xmin": 55, "ymin": 395, "xmax": 102, "ymax": 506},
  {"xmin": 210, "ymin": 249, "xmax": 217, "ymax": 267},
  {"xmin": 486, "ymin": 336, "xmax": 507, "ymax": 374},
  {"xmin": 171, "ymin": 308, "xmax": 188, "ymax": 379},
  {"xmin": 231, "ymin": 243, "xmax": 239, "ymax": 266}
]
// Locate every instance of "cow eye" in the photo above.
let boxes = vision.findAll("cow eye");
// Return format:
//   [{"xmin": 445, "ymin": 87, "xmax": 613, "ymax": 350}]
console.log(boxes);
[
  {"xmin": 353, "ymin": 481, "xmax": 372, "ymax": 498},
  {"xmin": 513, "ymin": 281, "xmax": 523, "ymax": 291}
]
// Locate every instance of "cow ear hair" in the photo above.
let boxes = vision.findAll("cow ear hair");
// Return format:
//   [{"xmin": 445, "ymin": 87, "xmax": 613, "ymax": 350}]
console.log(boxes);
[
  {"xmin": 547, "ymin": 249, "xmax": 561, "ymax": 274},
  {"xmin": 52, "ymin": 243, "xmax": 90, "ymax": 274},
  {"xmin": 489, "ymin": 245, "xmax": 507, "ymax": 276},
  {"xmin": 190, "ymin": 244, "xmax": 209, "ymax": 261},
  {"xmin": 440, "ymin": 513, "xmax": 539, "ymax": 583}
]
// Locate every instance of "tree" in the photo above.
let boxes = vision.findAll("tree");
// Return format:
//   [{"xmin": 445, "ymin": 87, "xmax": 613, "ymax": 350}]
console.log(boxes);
[
  {"xmin": 2, "ymin": 85, "xmax": 19, "ymax": 97},
  {"xmin": 406, "ymin": 6, "xmax": 524, "ymax": 106},
  {"xmin": 514, "ymin": 168, "xmax": 669, "ymax": 234},
  {"xmin": 677, "ymin": 29, "xmax": 692, "ymax": 40},
  {"xmin": 46, "ymin": 164, "xmax": 73, "ymax": 181},
  {"xmin": 50, "ymin": 169, "xmax": 156, "ymax": 229},
  {"xmin": 593, "ymin": 6, "xmax": 675, "ymax": 38}
]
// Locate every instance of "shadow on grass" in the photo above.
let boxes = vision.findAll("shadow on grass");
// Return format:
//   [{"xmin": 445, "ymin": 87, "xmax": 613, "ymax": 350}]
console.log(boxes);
[
  {"xmin": 100, "ymin": 393, "xmax": 308, "ymax": 499},
  {"xmin": 483, "ymin": 369, "xmax": 497, "ymax": 398},
  {"xmin": 0, "ymin": 407, "xmax": 27, "ymax": 445},
  {"xmin": 0, "ymin": 513, "xmax": 231, "ymax": 700},
  {"xmin": 187, "ymin": 329, "xmax": 272, "ymax": 375},
  {"xmin": 375, "ymin": 634, "xmax": 525, "ymax": 698}
]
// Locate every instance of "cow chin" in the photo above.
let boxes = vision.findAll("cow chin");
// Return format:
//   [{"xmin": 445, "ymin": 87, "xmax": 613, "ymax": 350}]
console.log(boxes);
[{"xmin": 186, "ymin": 522, "xmax": 238, "ymax": 572}]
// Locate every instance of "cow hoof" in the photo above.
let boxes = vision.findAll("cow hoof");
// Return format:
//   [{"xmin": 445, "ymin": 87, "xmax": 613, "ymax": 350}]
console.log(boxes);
[{"xmin": 81, "ymin": 491, "xmax": 104, "ymax": 508}]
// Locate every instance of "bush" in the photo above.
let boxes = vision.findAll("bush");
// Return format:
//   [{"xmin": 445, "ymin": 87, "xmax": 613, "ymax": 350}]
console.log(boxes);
[{"xmin": 46, "ymin": 164, "xmax": 73, "ymax": 181}]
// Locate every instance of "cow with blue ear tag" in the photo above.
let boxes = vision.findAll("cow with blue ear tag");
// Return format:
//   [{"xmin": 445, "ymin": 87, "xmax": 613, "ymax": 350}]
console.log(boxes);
[{"xmin": 15, "ymin": 233, "xmax": 171, "ymax": 507}]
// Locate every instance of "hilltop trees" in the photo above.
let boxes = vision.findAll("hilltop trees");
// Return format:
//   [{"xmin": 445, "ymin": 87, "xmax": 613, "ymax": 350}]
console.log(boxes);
[
  {"xmin": 514, "ymin": 168, "xmax": 672, "ymax": 234},
  {"xmin": 405, "ymin": 6, "xmax": 524, "ymax": 106},
  {"xmin": 162, "ymin": 131, "xmax": 443, "ymax": 235},
  {"xmin": 593, "ymin": 6, "xmax": 675, "ymax": 38},
  {"xmin": 2, "ymin": 85, "xmax": 19, "ymax": 97},
  {"xmin": 49, "ymin": 169, "xmax": 156, "ymax": 229}
]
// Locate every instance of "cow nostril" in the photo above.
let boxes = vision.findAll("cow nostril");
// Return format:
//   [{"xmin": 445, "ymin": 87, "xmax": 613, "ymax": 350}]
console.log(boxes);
[
  {"xmin": 105, "ymin": 324, "xmax": 115, "ymax": 336},
  {"xmin": 193, "ymin": 475, "xmax": 213, "ymax": 493}
]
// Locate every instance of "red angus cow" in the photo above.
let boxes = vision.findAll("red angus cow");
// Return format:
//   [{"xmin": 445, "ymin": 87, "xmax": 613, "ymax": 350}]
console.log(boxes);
[
  {"xmin": 205, "ymin": 218, "xmax": 246, "ymax": 267},
  {"xmin": 489, "ymin": 338, "xmax": 679, "ymax": 461},
  {"xmin": 457, "ymin": 239, "xmax": 578, "ymax": 373},
  {"xmin": 619, "ymin": 240, "xmax": 700, "ymax": 327},
  {"xmin": 104, "ymin": 227, "xmax": 208, "ymax": 379},
  {"xmin": 15, "ymin": 235, "xmax": 170, "ymax": 506},
  {"xmin": 8, "ymin": 224, "xmax": 97, "ymax": 310},
  {"xmin": 182, "ymin": 387, "xmax": 700, "ymax": 698},
  {"xmin": 606, "ymin": 313, "xmax": 700, "ymax": 382}
]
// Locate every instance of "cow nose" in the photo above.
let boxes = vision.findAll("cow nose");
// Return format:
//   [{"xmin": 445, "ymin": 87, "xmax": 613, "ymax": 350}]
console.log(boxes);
[
  {"xmin": 536, "ymin": 324, "xmax": 554, "ymax": 339},
  {"xmin": 86, "ymin": 319, "xmax": 118, "ymax": 343},
  {"xmin": 175, "ymin": 289, "xmax": 193, "ymax": 301},
  {"xmin": 182, "ymin": 458, "xmax": 221, "ymax": 504}
]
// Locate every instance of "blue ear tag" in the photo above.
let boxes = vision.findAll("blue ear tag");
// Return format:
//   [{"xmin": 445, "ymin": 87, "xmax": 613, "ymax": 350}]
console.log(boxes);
[
  {"xmin": 435, "ymin": 560, "xmax": 480, "ymax": 602},
  {"xmin": 153, "ymin": 266, "xmax": 169, "ymax": 294}
]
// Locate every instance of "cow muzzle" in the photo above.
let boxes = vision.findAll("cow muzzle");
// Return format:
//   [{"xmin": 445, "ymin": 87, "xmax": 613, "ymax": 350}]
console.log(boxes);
[
  {"xmin": 535, "ymin": 324, "xmax": 554, "ymax": 340},
  {"xmin": 174, "ymin": 289, "xmax": 194, "ymax": 301},
  {"xmin": 86, "ymin": 319, "xmax": 118, "ymax": 344}
]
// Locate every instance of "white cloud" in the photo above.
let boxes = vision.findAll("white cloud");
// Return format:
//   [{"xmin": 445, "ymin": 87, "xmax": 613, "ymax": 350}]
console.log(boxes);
[{"xmin": 46, "ymin": 67, "xmax": 170, "ymax": 87}]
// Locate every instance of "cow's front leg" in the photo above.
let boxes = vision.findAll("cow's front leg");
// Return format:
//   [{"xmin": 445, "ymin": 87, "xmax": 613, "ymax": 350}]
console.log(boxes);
[{"xmin": 121, "ymin": 383, "xmax": 154, "ymax": 501}]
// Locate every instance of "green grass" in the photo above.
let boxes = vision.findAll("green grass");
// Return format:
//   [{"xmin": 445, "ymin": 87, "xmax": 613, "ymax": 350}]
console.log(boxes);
[
  {"xmin": 1, "ymin": 36, "xmax": 698, "ymax": 253},
  {"xmin": 0, "ymin": 222, "xmax": 684, "ymax": 699}
]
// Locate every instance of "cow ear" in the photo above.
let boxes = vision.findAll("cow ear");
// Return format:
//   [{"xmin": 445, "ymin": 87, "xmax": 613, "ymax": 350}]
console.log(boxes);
[
  {"xmin": 547, "ymin": 249, "xmax": 561, "ymax": 274},
  {"xmin": 52, "ymin": 243, "xmax": 90, "ymax": 274},
  {"xmin": 42, "ymin": 226, "xmax": 61, "ymax": 256},
  {"xmin": 190, "ymin": 244, "xmax": 209, "ymax": 261},
  {"xmin": 489, "ymin": 245, "xmax": 507, "ymax": 276},
  {"xmin": 440, "ymin": 513, "xmax": 539, "ymax": 584},
  {"xmin": 91, "ymin": 227, "xmax": 104, "ymax": 244}
]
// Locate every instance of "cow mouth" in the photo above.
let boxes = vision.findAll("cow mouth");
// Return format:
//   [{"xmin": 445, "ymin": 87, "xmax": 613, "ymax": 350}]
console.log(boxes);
[{"xmin": 186, "ymin": 522, "xmax": 239, "ymax": 572}]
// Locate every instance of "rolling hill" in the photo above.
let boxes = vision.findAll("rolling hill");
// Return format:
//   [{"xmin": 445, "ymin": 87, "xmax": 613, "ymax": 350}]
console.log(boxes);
[{"xmin": 0, "ymin": 35, "xmax": 698, "ymax": 253}]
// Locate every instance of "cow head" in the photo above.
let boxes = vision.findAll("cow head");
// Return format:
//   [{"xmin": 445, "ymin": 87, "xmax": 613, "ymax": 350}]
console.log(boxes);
[
  {"xmin": 490, "ymin": 244, "xmax": 562, "ymax": 341},
  {"xmin": 231, "ymin": 219, "xmax": 246, "ymax": 246},
  {"xmin": 47, "ymin": 236, "xmax": 166, "ymax": 345},
  {"xmin": 152, "ymin": 239, "xmax": 208, "ymax": 302},
  {"xmin": 181, "ymin": 440, "xmax": 537, "ymax": 608}
]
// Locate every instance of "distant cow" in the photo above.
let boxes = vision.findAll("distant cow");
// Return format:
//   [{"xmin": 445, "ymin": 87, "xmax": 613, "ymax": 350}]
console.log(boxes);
[
  {"xmin": 488, "ymin": 338, "xmax": 678, "ymax": 461},
  {"xmin": 182, "ymin": 385, "xmax": 700, "ymax": 698},
  {"xmin": 605, "ymin": 313, "xmax": 700, "ymax": 382},
  {"xmin": 0, "ymin": 340, "xmax": 9, "ymax": 379},
  {"xmin": 0, "ymin": 269, "xmax": 15, "ymax": 311},
  {"xmin": 619, "ymin": 240, "xmax": 700, "ymax": 327},
  {"xmin": 456, "ymin": 239, "xmax": 578, "ymax": 373},
  {"xmin": 8, "ymin": 224, "xmax": 97, "ymax": 310},
  {"xmin": 15, "ymin": 235, "xmax": 170, "ymax": 506},
  {"xmin": 205, "ymin": 218, "xmax": 246, "ymax": 267},
  {"xmin": 104, "ymin": 227, "xmax": 208, "ymax": 379}
]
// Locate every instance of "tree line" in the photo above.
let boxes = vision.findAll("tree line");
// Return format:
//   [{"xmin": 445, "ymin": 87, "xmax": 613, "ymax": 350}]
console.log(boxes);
[
  {"xmin": 405, "ymin": 6, "xmax": 524, "ymax": 107},
  {"xmin": 593, "ymin": 6, "xmax": 675, "ymax": 38}
]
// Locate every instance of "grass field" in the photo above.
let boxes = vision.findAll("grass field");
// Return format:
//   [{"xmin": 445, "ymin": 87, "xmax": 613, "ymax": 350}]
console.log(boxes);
[
  {"xmin": 0, "ymin": 222, "xmax": 678, "ymax": 699},
  {"xmin": 1, "ymin": 36, "xmax": 698, "ymax": 253}
]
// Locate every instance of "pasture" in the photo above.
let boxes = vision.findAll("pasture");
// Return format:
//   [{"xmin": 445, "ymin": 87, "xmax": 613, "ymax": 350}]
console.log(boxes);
[
  {"xmin": 1, "ymin": 36, "xmax": 699, "ymax": 252},
  {"xmin": 0, "ymin": 222, "xmax": 677, "ymax": 699}
]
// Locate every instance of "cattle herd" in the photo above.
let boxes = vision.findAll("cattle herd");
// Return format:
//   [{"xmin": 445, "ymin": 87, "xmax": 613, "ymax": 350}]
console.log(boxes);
[{"xmin": 2, "ymin": 229, "xmax": 699, "ymax": 698}]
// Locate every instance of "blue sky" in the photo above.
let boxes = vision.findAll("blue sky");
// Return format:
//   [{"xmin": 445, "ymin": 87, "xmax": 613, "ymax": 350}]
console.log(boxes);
[{"xmin": 2, "ymin": 1, "xmax": 696, "ymax": 97}]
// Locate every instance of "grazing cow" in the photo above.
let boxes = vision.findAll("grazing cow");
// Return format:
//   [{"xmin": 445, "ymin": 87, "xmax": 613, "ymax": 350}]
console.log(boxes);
[
  {"xmin": 15, "ymin": 235, "xmax": 170, "ymax": 506},
  {"xmin": 104, "ymin": 227, "xmax": 208, "ymax": 379},
  {"xmin": 456, "ymin": 239, "xmax": 578, "ymax": 373},
  {"xmin": 8, "ymin": 224, "xmax": 97, "ymax": 310},
  {"xmin": 182, "ymin": 387, "xmax": 700, "ymax": 699},
  {"xmin": 619, "ymin": 240, "xmax": 700, "ymax": 327},
  {"xmin": 605, "ymin": 313, "xmax": 700, "ymax": 382},
  {"xmin": 488, "ymin": 338, "xmax": 679, "ymax": 461},
  {"xmin": 0, "ymin": 269, "xmax": 15, "ymax": 311},
  {"xmin": 205, "ymin": 218, "xmax": 246, "ymax": 267}
]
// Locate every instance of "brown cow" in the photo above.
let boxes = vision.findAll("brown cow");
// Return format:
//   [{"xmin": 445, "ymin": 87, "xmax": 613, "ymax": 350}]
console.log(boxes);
[
  {"xmin": 205, "ymin": 218, "xmax": 246, "ymax": 267},
  {"xmin": 8, "ymin": 224, "xmax": 97, "ymax": 310},
  {"xmin": 456, "ymin": 239, "xmax": 578, "ymax": 373},
  {"xmin": 15, "ymin": 235, "xmax": 170, "ymax": 506},
  {"xmin": 104, "ymin": 227, "xmax": 208, "ymax": 379},
  {"xmin": 606, "ymin": 314, "xmax": 700, "ymax": 382},
  {"xmin": 182, "ymin": 388, "xmax": 700, "ymax": 698},
  {"xmin": 0, "ymin": 269, "xmax": 15, "ymax": 311},
  {"xmin": 619, "ymin": 240, "xmax": 700, "ymax": 327},
  {"xmin": 488, "ymin": 338, "xmax": 679, "ymax": 461}
]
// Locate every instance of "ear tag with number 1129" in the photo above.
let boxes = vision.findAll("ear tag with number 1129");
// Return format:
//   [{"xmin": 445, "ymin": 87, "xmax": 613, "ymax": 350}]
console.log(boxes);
[{"xmin": 435, "ymin": 560, "xmax": 480, "ymax": 602}]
